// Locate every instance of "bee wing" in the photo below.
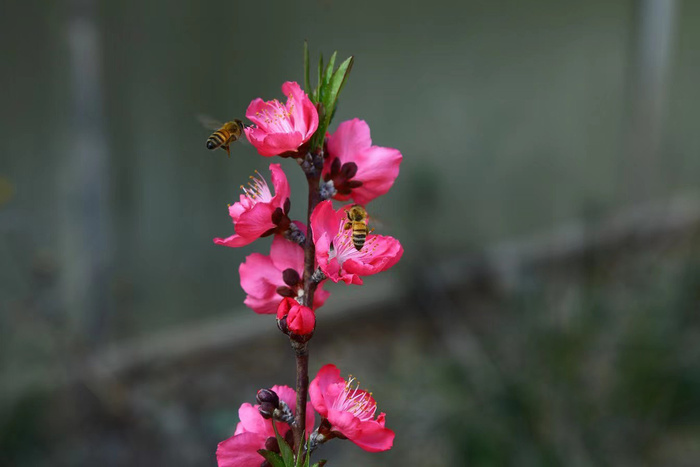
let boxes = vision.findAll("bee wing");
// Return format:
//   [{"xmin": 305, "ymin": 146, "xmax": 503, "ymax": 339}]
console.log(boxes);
[
  {"xmin": 366, "ymin": 214, "xmax": 386, "ymax": 232},
  {"xmin": 197, "ymin": 114, "xmax": 225, "ymax": 130}
]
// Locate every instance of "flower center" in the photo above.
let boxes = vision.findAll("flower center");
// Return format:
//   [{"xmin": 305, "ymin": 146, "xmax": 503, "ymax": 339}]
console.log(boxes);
[
  {"xmin": 254, "ymin": 96, "xmax": 295, "ymax": 133},
  {"xmin": 328, "ymin": 218, "xmax": 376, "ymax": 266},
  {"xmin": 240, "ymin": 170, "xmax": 273, "ymax": 204},
  {"xmin": 332, "ymin": 376, "xmax": 377, "ymax": 421}
]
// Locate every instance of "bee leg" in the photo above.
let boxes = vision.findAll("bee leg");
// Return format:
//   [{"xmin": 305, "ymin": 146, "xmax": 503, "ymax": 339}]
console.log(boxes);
[
  {"xmin": 343, "ymin": 222, "xmax": 352, "ymax": 230},
  {"xmin": 223, "ymin": 145, "xmax": 230, "ymax": 158}
]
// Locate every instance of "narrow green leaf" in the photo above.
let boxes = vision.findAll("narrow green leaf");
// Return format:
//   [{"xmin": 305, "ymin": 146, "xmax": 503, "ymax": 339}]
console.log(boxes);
[
  {"xmin": 272, "ymin": 421, "xmax": 295, "ymax": 466},
  {"xmin": 323, "ymin": 51, "xmax": 338, "ymax": 87},
  {"xmin": 294, "ymin": 436, "xmax": 306, "ymax": 467},
  {"xmin": 321, "ymin": 55, "xmax": 354, "ymax": 130},
  {"xmin": 303, "ymin": 41, "xmax": 311, "ymax": 101},
  {"xmin": 310, "ymin": 54, "xmax": 353, "ymax": 152},
  {"xmin": 258, "ymin": 450, "xmax": 286, "ymax": 467},
  {"xmin": 315, "ymin": 53, "xmax": 323, "ymax": 105},
  {"xmin": 327, "ymin": 56, "xmax": 354, "ymax": 110}
]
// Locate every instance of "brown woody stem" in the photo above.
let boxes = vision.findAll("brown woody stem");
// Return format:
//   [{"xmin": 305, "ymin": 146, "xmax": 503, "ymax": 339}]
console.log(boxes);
[{"xmin": 292, "ymin": 150, "xmax": 323, "ymax": 453}]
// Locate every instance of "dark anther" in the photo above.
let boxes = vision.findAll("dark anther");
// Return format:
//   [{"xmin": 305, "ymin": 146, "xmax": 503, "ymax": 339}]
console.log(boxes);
[
  {"xmin": 283, "ymin": 198, "xmax": 291, "ymax": 215},
  {"xmin": 276, "ymin": 286, "xmax": 295, "ymax": 297},
  {"xmin": 260, "ymin": 227, "xmax": 277, "ymax": 237},
  {"xmin": 347, "ymin": 180, "xmax": 363, "ymax": 188},
  {"xmin": 317, "ymin": 418, "xmax": 333, "ymax": 435},
  {"xmin": 340, "ymin": 162, "xmax": 358, "ymax": 179},
  {"xmin": 330, "ymin": 157, "xmax": 341, "ymax": 177},
  {"xmin": 271, "ymin": 207, "xmax": 284, "ymax": 225},
  {"xmin": 264, "ymin": 436, "xmax": 280, "ymax": 453},
  {"xmin": 284, "ymin": 428, "xmax": 295, "ymax": 450},
  {"xmin": 282, "ymin": 268, "xmax": 300, "ymax": 287},
  {"xmin": 257, "ymin": 388, "xmax": 280, "ymax": 406}
]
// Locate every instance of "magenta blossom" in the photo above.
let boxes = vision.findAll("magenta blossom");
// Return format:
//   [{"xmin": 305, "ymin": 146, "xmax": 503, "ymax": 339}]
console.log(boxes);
[
  {"xmin": 322, "ymin": 118, "xmax": 402, "ymax": 205},
  {"xmin": 217, "ymin": 385, "xmax": 315, "ymax": 467},
  {"xmin": 240, "ymin": 235, "xmax": 330, "ymax": 314},
  {"xmin": 309, "ymin": 364, "xmax": 394, "ymax": 453},
  {"xmin": 310, "ymin": 201, "xmax": 403, "ymax": 285},
  {"xmin": 245, "ymin": 81, "xmax": 319, "ymax": 158},
  {"xmin": 214, "ymin": 164, "xmax": 290, "ymax": 248},
  {"xmin": 277, "ymin": 297, "xmax": 316, "ymax": 336}
]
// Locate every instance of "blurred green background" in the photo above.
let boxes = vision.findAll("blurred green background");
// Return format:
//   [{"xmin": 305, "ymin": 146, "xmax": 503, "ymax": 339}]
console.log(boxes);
[{"xmin": 2, "ymin": 0, "xmax": 700, "ymax": 466}]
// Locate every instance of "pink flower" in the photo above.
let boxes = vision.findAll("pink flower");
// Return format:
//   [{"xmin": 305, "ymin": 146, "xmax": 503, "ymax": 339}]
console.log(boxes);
[
  {"xmin": 309, "ymin": 364, "xmax": 395, "ymax": 453},
  {"xmin": 322, "ymin": 119, "xmax": 402, "ymax": 205},
  {"xmin": 310, "ymin": 201, "xmax": 403, "ymax": 285},
  {"xmin": 217, "ymin": 385, "xmax": 315, "ymax": 467},
  {"xmin": 213, "ymin": 164, "xmax": 291, "ymax": 248},
  {"xmin": 240, "ymin": 235, "xmax": 330, "ymax": 314},
  {"xmin": 245, "ymin": 81, "xmax": 319, "ymax": 157},
  {"xmin": 277, "ymin": 297, "xmax": 316, "ymax": 335}
]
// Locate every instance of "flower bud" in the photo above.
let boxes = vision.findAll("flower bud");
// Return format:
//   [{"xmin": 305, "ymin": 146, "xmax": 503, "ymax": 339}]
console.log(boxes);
[
  {"xmin": 287, "ymin": 303, "xmax": 315, "ymax": 336},
  {"xmin": 264, "ymin": 436, "xmax": 280, "ymax": 453},
  {"xmin": 277, "ymin": 297, "xmax": 296, "ymax": 320},
  {"xmin": 258, "ymin": 401, "xmax": 276, "ymax": 419},
  {"xmin": 256, "ymin": 388, "xmax": 280, "ymax": 407}
]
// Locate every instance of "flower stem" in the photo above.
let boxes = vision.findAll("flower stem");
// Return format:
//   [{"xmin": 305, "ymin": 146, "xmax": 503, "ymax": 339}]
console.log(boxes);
[{"xmin": 292, "ymin": 150, "xmax": 323, "ymax": 452}]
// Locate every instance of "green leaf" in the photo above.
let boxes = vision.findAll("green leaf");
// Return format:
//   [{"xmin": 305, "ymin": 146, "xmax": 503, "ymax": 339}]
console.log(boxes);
[
  {"xmin": 258, "ymin": 450, "xmax": 286, "ymax": 467},
  {"xmin": 310, "ymin": 461, "xmax": 327, "ymax": 467},
  {"xmin": 323, "ymin": 51, "xmax": 338, "ymax": 88},
  {"xmin": 323, "ymin": 55, "xmax": 353, "ymax": 120},
  {"xmin": 312, "ymin": 55, "xmax": 353, "ymax": 150},
  {"xmin": 294, "ymin": 436, "xmax": 306, "ymax": 467},
  {"xmin": 272, "ymin": 421, "xmax": 295, "ymax": 466},
  {"xmin": 315, "ymin": 53, "xmax": 323, "ymax": 105},
  {"xmin": 303, "ymin": 41, "xmax": 311, "ymax": 102}
]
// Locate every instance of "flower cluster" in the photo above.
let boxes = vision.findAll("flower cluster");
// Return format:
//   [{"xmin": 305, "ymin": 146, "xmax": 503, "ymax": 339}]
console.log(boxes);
[{"xmin": 211, "ymin": 47, "xmax": 402, "ymax": 466}]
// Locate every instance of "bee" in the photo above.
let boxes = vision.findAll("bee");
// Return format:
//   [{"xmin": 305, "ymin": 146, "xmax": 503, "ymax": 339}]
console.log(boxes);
[
  {"xmin": 343, "ymin": 205, "xmax": 369, "ymax": 251},
  {"xmin": 199, "ymin": 115, "xmax": 246, "ymax": 158}
]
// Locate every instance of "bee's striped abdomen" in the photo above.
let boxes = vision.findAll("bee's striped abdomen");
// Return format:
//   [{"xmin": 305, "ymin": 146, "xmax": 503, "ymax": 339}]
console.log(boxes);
[
  {"xmin": 352, "ymin": 223, "xmax": 367, "ymax": 250},
  {"xmin": 206, "ymin": 130, "xmax": 228, "ymax": 150}
]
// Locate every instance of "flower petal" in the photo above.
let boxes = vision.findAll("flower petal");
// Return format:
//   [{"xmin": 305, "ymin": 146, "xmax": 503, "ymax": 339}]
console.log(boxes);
[
  {"xmin": 327, "ymin": 118, "xmax": 372, "ymax": 161},
  {"xmin": 327, "ymin": 408, "xmax": 362, "ymax": 440},
  {"xmin": 237, "ymin": 403, "xmax": 270, "ymax": 435},
  {"xmin": 272, "ymin": 384, "xmax": 315, "ymax": 435},
  {"xmin": 350, "ymin": 146, "xmax": 402, "ymax": 205},
  {"xmin": 239, "ymin": 253, "xmax": 280, "ymax": 300},
  {"xmin": 234, "ymin": 202, "xmax": 276, "ymax": 238},
  {"xmin": 213, "ymin": 233, "xmax": 255, "ymax": 248},
  {"xmin": 269, "ymin": 235, "xmax": 304, "ymax": 274},
  {"xmin": 268, "ymin": 163, "xmax": 290, "ymax": 206},
  {"xmin": 216, "ymin": 432, "xmax": 267, "ymax": 467},
  {"xmin": 283, "ymin": 81, "xmax": 318, "ymax": 139},
  {"xmin": 309, "ymin": 364, "xmax": 343, "ymax": 417},
  {"xmin": 352, "ymin": 418, "xmax": 395, "ymax": 452}
]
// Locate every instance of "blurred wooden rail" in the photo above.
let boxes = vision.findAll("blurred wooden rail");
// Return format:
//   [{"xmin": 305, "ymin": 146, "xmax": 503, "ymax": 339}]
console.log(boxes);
[{"xmin": 4, "ymin": 194, "xmax": 700, "ymax": 402}]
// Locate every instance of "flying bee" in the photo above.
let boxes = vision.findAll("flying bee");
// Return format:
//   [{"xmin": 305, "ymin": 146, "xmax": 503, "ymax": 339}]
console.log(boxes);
[
  {"xmin": 343, "ymin": 205, "xmax": 369, "ymax": 251},
  {"xmin": 199, "ymin": 115, "xmax": 246, "ymax": 158}
]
